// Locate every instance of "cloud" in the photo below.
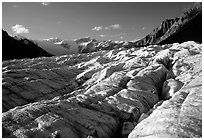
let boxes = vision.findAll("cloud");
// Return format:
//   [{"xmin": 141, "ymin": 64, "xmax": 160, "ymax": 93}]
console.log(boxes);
[
  {"xmin": 99, "ymin": 34, "xmax": 105, "ymax": 37},
  {"xmin": 12, "ymin": 5, "xmax": 20, "ymax": 8},
  {"xmin": 92, "ymin": 24, "xmax": 121, "ymax": 31},
  {"xmin": 92, "ymin": 26, "xmax": 103, "ymax": 31},
  {"xmin": 41, "ymin": 2, "xmax": 50, "ymax": 6},
  {"xmin": 105, "ymin": 24, "xmax": 121, "ymax": 30},
  {"xmin": 12, "ymin": 24, "xmax": 29, "ymax": 34}
]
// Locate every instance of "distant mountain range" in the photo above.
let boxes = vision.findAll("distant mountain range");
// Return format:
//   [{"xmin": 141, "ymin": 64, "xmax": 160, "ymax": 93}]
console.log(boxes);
[
  {"xmin": 2, "ymin": 2, "xmax": 201, "ymax": 61},
  {"xmin": 33, "ymin": 39, "xmax": 79, "ymax": 56}
]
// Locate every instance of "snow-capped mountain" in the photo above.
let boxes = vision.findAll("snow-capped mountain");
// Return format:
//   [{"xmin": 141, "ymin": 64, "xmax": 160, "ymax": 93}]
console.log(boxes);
[
  {"xmin": 75, "ymin": 36, "xmax": 99, "ymax": 53},
  {"xmin": 35, "ymin": 36, "xmax": 100, "ymax": 55},
  {"xmin": 33, "ymin": 39, "xmax": 79, "ymax": 56},
  {"xmin": 74, "ymin": 36, "xmax": 96, "ymax": 45},
  {"xmin": 55, "ymin": 40, "xmax": 79, "ymax": 53}
]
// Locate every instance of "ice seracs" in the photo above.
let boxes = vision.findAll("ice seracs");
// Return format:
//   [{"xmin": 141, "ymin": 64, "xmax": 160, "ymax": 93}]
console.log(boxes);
[{"xmin": 2, "ymin": 41, "xmax": 202, "ymax": 138}]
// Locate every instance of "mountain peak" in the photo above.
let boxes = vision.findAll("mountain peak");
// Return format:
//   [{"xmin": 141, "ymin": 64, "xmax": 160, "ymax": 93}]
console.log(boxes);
[
  {"xmin": 74, "ymin": 36, "xmax": 95, "ymax": 45},
  {"xmin": 13, "ymin": 34, "xmax": 28, "ymax": 40},
  {"xmin": 2, "ymin": 29, "xmax": 53, "ymax": 60},
  {"xmin": 133, "ymin": 3, "xmax": 202, "ymax": 46}
]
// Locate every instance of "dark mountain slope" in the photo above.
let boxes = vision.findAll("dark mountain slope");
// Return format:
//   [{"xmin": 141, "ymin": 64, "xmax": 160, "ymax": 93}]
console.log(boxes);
[
  {"xmin": 2, "ymin": 30, "xmax": 53, "ymax": 61},
  {"xmin": 134, "ymin": 2, "xmax": 202, "ymax": 46},
  {"xmin": 134, "ymin": 18, "xmax": 179, "ymax": 46},
  {"xmin": 157, "ymin": 5, "xmax": 202, "ymax": 44}
]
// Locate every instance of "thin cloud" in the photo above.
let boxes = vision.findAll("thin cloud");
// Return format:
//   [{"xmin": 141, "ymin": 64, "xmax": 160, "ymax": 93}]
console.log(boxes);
[
  {"xmin": 92, "ymin": 26, "xmax": 103, "ymax": 31},
  {"xmin": 12, "ymin": 24, "xmax": 29, "ymax": 34},
  {"xmin": 105, "ymin": 24, "xmax": 121, "ymax": 30},
  {"xmin": 99, "ymin": 34, "xmax": 105, "ymax": 37},
  {"xmin": 12, "ymin": 5, "xmax": 20, "ymax": 8},
  {"xmin": 41, "ymin": 2, "xmax": 50, "ymax": 6},
  {"xmin": 92, "ymin": 24, "xmax": 121, "ymax": 31}
]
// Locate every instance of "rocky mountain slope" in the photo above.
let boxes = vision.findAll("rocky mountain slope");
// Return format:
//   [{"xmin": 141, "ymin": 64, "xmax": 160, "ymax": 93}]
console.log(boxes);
[
  {"xmin": 133, "ymin": 2, "xmax": 202, "ymax": 46},
  {"xmin": 2, "ymin": 30, "xmax": 53, "ymax": 61},
  {"xmin": 2, "ymin": 41, "xmax": 202, "ymax": 138}
]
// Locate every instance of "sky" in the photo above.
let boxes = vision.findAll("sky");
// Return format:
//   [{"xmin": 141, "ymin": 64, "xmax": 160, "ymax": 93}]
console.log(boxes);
[{"xmin": 2, "ymin": 1, "xmax": 195, "ymax": 41}]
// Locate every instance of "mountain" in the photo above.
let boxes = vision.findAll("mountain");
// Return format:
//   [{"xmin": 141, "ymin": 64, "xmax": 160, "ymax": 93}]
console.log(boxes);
[
  {"xmin": 75, "ymin": 36, "xmax": 99, "ymax": 53},
  {"xmin": 33, "ymin": 36, "xmax": 99, "ymax": 56},
  {"xmin": 133, "ymin": 18, "xmax": 179, "ymax": 46},
  {"xmin": 13, "ymin": 34, "xmax": 29, "ymax": 40},
  {"xmin": 95, "ymin": 40, "xmax": 133, "ymax": 51},
  {"xmin": 35, "ymin": 2, "xmax": 202, "ymax": 56},
  {"xmin": 157, "ymin": 3, "xmax": 202, "ymax": 44},
  {"xmin": 33, "ymin": 39, "xmax": 79, "ymax": 56},
  {"xmin": 2, "ymin": 3, "xmax": 201, "ymax": 61},
  {"xmin": 74, "ymin": 36, "xmax": 96, "ymax": 45},
  {"xmin": 2, "ymin": 30, "xmax": 53, "ymax": 61},
  {"xmin": 55, "ymin": 40, "xmax": 79, "ymax": 53},
  {"xmin": 34, "ymin": 36, "xmax": 132, "ymax": 56},
  {"xmin": 134, "ymin": 2, "xmax": 202, "ymax": 46}
]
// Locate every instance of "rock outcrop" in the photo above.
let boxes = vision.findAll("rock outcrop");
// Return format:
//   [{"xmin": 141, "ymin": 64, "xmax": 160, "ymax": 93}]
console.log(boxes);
[
  {"xmin": 2, "ymin": 41, "xmax": 202, "ymax": 138},
  {"xmin": 157, "ymin": 3, "xmax": 202, "ymax": 45},
  {"xmin": 134, "ymin": 18, "xmax": 179, "ymax": 46},
  {"xmin": 2, "ymin": 30, "xmax": 53, "ymax": 61}
]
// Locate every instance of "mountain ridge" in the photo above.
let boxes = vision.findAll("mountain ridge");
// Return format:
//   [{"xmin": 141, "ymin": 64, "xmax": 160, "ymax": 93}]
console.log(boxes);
[
  {"xmin": 133, "ymin": 2, "xmax": 202, "ymax": 46},
  {"xmin": 2, "ymin": 3, "xmax": 202, "ymax": 60},
  {"xmin": 2, "ymin": 30, "xmax": 53, "ymax": 61}
]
